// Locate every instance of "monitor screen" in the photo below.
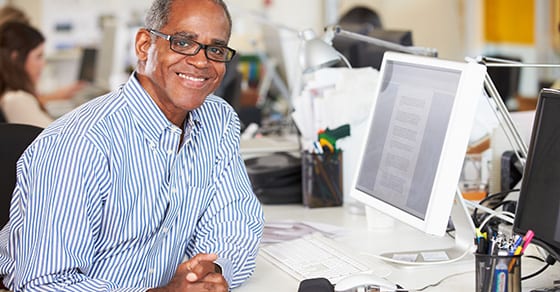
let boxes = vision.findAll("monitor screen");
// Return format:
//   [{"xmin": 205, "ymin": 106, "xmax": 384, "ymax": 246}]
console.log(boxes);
[
  {"xmin": 77, "ymin": 47, "xmax": 97, "ymax": 83},
  {"xmin": 351, "ymin": 52, "xmax": 486, "ymax": 239},
  {"xmin": 513, "ymin": 88, "xmax": 560, "ymax": 260},
  {"xmin": 333, "ymin": 29, "xmax": 413, "ymax": 70}
]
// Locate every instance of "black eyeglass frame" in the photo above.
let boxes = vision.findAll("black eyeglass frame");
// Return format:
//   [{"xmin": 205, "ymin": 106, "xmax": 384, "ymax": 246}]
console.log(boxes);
[{"xmin": 147, "ymin": 28, "xmax": 236, "ymax": 63}]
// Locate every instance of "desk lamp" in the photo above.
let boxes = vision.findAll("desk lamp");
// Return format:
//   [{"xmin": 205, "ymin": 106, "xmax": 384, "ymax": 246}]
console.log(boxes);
[
  {"xmin": 475, "ymin": 56, "xmax": 560, "ymax": 167},
  {"xmin": 322, "ymin": 25, "xmax": 438, "ymax": 58},
  {"xmin": 298, "ymin": 25, "xmax": 439, "ymax": 74},
  {"xmin": 294, "ymin": 24, "xmax": 439, "ymax": 106},
  {"xmin": 298, "ymin": 28, "xmax": 351, "ymax": 73}
]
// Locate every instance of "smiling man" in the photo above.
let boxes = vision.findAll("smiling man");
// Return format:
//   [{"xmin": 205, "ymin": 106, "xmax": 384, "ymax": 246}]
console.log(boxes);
[{"xmin": 0, "ymin": 0, "xmax": 264, "ymax": 291}]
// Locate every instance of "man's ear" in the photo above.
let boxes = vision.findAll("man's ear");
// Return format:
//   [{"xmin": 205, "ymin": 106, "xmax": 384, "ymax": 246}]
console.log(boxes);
[{"xmin": 135, "ymin": 29, "xmax": 152, "ymax": 61}]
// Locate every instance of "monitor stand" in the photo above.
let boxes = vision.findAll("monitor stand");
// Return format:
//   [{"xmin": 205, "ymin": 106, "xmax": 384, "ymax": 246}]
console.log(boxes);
[{"xmin": 371, "ymin": 190, "xmax": 476, "ymax": 265}]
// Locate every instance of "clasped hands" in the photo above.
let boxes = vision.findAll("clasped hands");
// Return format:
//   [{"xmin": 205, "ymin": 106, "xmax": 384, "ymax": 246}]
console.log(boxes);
[{"xmin": 149, "ymin": 253, "xmax": 228, "ymax": 292}]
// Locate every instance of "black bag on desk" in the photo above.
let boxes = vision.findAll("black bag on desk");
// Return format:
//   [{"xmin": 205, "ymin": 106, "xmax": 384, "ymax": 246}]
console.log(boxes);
[{"xmin": 244, "ymin": 152, "xmax": 302, "ymax": 204}]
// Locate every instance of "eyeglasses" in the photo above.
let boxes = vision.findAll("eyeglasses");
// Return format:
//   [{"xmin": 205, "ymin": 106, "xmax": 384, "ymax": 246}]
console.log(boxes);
[{"xmin": 148, "ymin": 29, "xmax": 236, "ymax": 63}]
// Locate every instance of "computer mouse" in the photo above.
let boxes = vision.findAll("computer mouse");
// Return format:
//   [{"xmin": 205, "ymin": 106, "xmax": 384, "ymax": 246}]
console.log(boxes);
[{"xmin": 334, "ymin": 273, "xmax": 398, "ymax": 292}]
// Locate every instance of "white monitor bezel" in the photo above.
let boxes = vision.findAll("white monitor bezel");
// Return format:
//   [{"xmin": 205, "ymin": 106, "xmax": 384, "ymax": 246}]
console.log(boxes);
[{"xmin": 350, "ymin": 51, "xmax": 486, "ymax": 237}]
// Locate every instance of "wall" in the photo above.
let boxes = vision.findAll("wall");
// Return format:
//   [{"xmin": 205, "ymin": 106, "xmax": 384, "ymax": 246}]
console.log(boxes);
[
  {"xmin": 339, "ymin": 0, "xmax": 560, "ymax": 97},
  {"xmin": 11, "ymin": 0, "xmax": 559, "ymax": 97},
  {"xmin": 339, "ymin": 0, "xmax": 466, "ymax": 61}
]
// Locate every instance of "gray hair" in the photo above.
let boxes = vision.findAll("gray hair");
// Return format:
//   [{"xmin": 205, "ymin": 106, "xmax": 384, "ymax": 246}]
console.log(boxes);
[{"xmin": 145, "ymin": 0, "xmax": 232, "ymax": 39}]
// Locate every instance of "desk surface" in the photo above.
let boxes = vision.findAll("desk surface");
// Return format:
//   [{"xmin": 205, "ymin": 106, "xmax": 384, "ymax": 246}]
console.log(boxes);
[{"xmin": 237, "ymin": 204, "xmax": 560, "ymax": 291}]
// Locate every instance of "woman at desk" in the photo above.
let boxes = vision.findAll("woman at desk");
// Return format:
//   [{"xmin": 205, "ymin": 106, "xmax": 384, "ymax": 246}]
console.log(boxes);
[
  {"xmin": 0, "ymin": 21, "xmax": 52, "ymax": 127},
  {"xmin": 0, "ymin": 5, "xmax": 86, "ymax": 107}
]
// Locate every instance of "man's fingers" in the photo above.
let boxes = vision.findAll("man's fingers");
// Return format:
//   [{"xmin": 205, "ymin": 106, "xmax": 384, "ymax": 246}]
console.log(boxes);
[
  {"xmin": 186, "ymin": 253, "xmax": 218, "ymax": 269},
  {"xmin": 183, "ymin": 253, "xmax": 219, "ymax": 282}
]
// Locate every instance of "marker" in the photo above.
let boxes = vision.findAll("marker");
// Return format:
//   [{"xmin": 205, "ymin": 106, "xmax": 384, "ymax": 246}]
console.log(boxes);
[
  {"xmin": 520, "ymin": 229, "xmax": 535, "ymax": 254},
  {"xmin": 508, "ymin": 230, "xmax": 535, "ymax": 272},
  {"xmin": 509, "ymin": 235, "xmax": 523, "ymax": 255}
]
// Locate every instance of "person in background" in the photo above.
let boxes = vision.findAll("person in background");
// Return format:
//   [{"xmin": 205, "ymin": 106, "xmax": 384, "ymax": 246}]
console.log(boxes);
[
  {"xmin": 0, "ymin": 0, "xmax": 264, "ymax": 291},
  {"xmin": 338, "ymin": 5, "xmax": 383, "ymax": 33},
  {"xmin": 0, "ymin": 5, "xmax": 28, "ymax": 25},
  {"xmin": 0, "ymin": 4, "xmax": 86, "ymax": 108},
  {"xmin": 0, "ymin": 21, "xmax": 53, "ymax": 127}
]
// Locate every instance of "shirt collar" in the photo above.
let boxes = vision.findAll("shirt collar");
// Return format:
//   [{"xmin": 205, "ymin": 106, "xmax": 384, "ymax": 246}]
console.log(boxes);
[{"xmin": 123, "ymin": 72, "xmax": 203, "ymax": 140}]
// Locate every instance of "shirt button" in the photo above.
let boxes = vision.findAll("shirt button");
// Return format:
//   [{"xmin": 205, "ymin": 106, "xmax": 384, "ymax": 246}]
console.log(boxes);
[
  {"xmin": 167, "ymin": 149, "xmax": 174, "ymax": 154},
  {"xmin": 171, "ymin": 188, "xmax": 178, "ymax": 193},
  {"xmin": 162, "ymin": 227, "xmax": 169, "ymax": 233},
  {"xmin": 148, "ymin": 268, "xmax": 155, "ymax": 274}
]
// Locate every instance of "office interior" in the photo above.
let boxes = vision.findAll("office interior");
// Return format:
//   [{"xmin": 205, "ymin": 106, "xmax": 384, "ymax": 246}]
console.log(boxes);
[{"xmin": 3, "ymin": 0, "xmax": 560, "ymax": 291}]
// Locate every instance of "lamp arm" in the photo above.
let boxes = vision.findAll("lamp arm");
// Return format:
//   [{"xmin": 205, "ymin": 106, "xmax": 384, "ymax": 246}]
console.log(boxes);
[
  {"xmin": 325, "ymin": 25, "xmax": 438, "ymax": 57},
  {"xmin": 477, "ymin": 56, "xmax": 560, "ymax": 68}
]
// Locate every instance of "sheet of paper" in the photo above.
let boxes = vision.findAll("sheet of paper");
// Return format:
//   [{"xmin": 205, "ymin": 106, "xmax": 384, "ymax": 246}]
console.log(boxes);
[{"xmin": 262, "ymin": 220, "xmax": 347, "ymax": 244}]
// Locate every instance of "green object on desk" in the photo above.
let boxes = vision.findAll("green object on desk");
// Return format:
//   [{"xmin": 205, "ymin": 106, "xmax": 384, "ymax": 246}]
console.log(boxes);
[{"xmin": 317, "ymin": 124, "xmax": 351, "ymax": 152}]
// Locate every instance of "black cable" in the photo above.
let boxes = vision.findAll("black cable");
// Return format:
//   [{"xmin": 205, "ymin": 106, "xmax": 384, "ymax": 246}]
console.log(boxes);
[
  {"xmin": 525, "ymin": 254, "xmax": 546, "ymax": 262},
  {"xmin": 471, "ymin": 188, "xmax": 519, "ymax": 227},
  {"xmin": 522, "ymin": 263, "xmax": 551, "ymax": 281},
  {"xmin": 521, "ymin": 254, "xmax": 554, "ymax": 281}
]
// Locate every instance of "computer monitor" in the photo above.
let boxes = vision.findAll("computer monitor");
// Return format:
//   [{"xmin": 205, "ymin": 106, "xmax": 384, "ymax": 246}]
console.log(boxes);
[
  {"xmin": 333, "ymin": 29, "xmax": 413, "ymax": 70},
  {"xmin": 513, "ymin": 88, "xmax": 560, "ymax": 262},
  {"xmin": 350, "ymin": 52, "xmax": 486, "ymax": 263},
  {"xmin": 77, "ymin": 47, "xmax": 98, "ymax": 83}
]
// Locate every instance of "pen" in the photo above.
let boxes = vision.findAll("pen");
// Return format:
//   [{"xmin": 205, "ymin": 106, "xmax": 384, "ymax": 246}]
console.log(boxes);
[
  {"xmin": 475, "ymin": 229, "xmax": 488, "ymax": 254},
  {"xmin": 486, "ymin": 227, "xmax": 495, "ymax": 255},
  {"xmin": 509, "ymin": 235, "xmax": 523, "ymax": 255},
  {"xmin": 520, "ymin": 229, "xmax": 535, "ymax": 254},
  {"xmin": 508, "ymin": 229, "xmax": 535, "ymax": 272},
  {"xmin": 312, "ymin": 141, "xmax": 324, "ymax": 154}
]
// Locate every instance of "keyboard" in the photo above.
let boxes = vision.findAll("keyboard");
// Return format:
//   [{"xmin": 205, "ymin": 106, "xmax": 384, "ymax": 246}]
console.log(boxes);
[{"xmin": 260, "ymin": 233, "xmax": 372, "ymax": 283}]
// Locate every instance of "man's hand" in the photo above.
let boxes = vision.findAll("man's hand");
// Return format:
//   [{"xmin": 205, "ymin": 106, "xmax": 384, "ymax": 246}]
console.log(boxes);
[{"xmin": 148, "ymin": 253, "xmax": 228, "ymax": 292}]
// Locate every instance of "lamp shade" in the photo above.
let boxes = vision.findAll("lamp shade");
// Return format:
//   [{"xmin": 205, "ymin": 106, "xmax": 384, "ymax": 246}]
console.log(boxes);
[{"xmin": 299, "ymin": 29, "xmax": 342, "ymax": 73}]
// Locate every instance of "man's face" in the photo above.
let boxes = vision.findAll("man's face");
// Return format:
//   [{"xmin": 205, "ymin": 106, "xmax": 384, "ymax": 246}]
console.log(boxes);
[{"xmin": 136, "ymin": 0, "xmax": 230, "ymax": 125}]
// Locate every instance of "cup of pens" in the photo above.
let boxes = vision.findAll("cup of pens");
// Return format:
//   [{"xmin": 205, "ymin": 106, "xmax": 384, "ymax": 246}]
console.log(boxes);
[
  {"xmin": 301, "ymin": 150, "xmax": 343, "ymax": 208},
  {"xmin": 474, "ymin": 229, "xmax": 533, "ymax": 292},
  {"xmin": 475, "ymin": 252, "xmax": 521, "ymax": 292}
]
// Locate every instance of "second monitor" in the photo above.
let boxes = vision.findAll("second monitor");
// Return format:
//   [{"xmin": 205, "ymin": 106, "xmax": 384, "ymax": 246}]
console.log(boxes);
[{"xmin": 332, "ymin": 29, "xmax": 413, "ymax": 70}]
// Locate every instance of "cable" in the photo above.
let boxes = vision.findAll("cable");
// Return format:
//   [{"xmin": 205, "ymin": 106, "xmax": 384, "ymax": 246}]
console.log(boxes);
[
  {"xmin": 414, "ymin": 271, "xmax": 473, "ymax": 291},
  {"xmin": 390, "ymin": 271, "xmax": 474, "ymax": 291},
  {"xmin": 519, "ymin": 242, "xmax": 557, "ymax": 281},
  {"xmin": 477, "ymin": 210, "xmax": 515, "ymax": 231},
  {"xmin": 361, "ymin": 245, "xmax": 476, "ymax": 266},
  {"xmin": 522, "ymin": 262, "xmax": 551, "ymax": 281},
  {"xmin": 525, "ymin": 254, "xmax": 546, "ymax": 262},
  {"xmin": 470, "ymin": 188, "xmax": 519, "ymax": 226}
]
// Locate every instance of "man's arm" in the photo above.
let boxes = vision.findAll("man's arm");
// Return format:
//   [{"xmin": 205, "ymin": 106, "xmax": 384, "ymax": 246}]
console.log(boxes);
[
  {"xmin": 5, "ymin": 134, "xmax": 142, "ymax": 291},
  {"xmin": 187, "ymin": 108, "xmax": 265, "ymax": 289}
]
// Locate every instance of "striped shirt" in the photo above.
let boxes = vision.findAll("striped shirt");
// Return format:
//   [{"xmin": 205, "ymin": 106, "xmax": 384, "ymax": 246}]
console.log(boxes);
[{"xmin": 0, "ymin": 73, "xmax": 264, "ymax": 291}]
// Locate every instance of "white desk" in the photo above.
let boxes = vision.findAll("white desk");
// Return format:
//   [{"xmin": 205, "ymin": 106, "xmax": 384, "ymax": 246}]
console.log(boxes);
[{"xmin": 237, "ymin": 204, "xmax": 560, "ymax": 291}]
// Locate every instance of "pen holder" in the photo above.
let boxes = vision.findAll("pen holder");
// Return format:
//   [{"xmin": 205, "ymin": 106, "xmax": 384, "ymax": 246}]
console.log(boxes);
[
  {"xmin": 301, "ymin": 150, "xmax": 343, "ymax": 208},
  {"xmin": 475, "ymin": 253, "xmax": 521, "ymax": 292}
]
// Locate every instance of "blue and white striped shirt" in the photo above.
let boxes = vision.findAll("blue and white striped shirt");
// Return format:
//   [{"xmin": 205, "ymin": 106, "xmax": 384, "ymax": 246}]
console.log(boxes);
[{"xmin": 0, "ymin": 73, "xmax": 264, "ymax": 291}]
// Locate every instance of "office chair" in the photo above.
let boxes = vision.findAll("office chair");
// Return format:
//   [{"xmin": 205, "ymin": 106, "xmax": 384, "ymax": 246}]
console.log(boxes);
[
  {"xmin": 0, "ymin": 123, "xmax": 43, "ymax": 228},
  {"xmin": 214, "ymin": 53, "xmax": 242, "ymax": 110}
]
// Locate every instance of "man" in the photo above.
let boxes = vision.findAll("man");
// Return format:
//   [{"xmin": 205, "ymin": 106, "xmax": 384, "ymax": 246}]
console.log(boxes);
[{"xmin": 0, "ymin": 0, "xmax": 264, "ymax": 291}]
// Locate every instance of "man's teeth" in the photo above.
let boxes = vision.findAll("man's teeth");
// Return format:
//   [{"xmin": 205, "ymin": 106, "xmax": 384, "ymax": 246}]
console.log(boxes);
[{"xmin": 178, "ymin": 73, "xmax": 204, "ymax": 82}]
